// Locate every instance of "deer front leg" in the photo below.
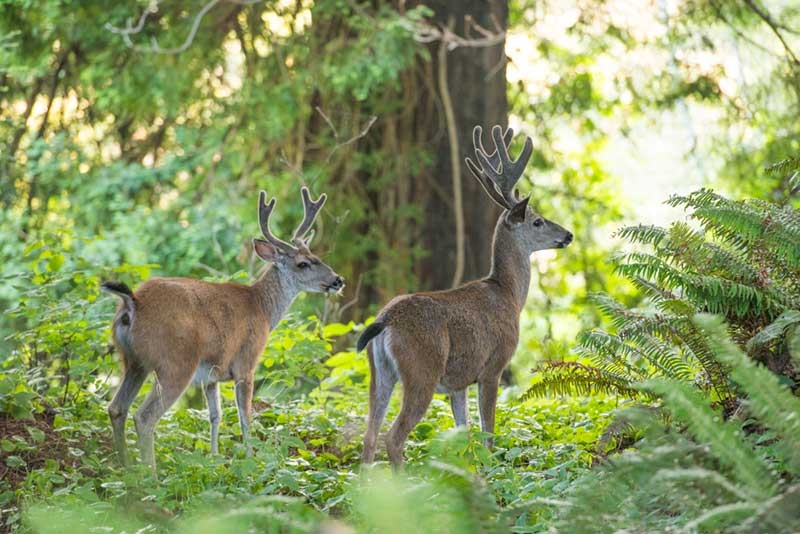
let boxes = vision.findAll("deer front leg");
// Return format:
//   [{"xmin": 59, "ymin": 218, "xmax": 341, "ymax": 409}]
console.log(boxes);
[
  {"xmin": 108, "ymin": 364, "xmax": 148, "ymax": 466},
  {"xmin": 204, "ymin": 381, "xmax": 221, "ymax": 454},
  {"xmin": 449, "ymin": 389, "xmax": 468, "ymax": 428},
  {"xmin": 234, "ymin": 377, "xmax": 254, "ymax": 457},
  {"xmin": 477, "ymin": 376, "xmax": 501, "ymax": 448}
]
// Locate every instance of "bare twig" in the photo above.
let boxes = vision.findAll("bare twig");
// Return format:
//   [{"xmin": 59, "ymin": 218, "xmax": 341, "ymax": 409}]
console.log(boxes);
[
  {"xmin": 742, "ymin": 0, "xmax": 800, "ymax": 65},
  {"xmin": 321, "ymin": 113, "xmax": 377, "ymax": 165},
  {"xmin": 408, "ymin": 14, "xmax": 505, "ymax": 50},
  {"xmin": 336, "ymin": 274, "xmax": 363, "ymax": 319},
  {"xmin": 315, "ymin": 106, "xmax": 339, "ymax": 139},
  {"xmin": 105, "ymin": 0, "xmax": 263, "ymax": 54}
]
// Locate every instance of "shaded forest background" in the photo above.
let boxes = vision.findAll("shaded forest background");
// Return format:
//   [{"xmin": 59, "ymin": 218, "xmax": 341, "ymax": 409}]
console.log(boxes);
[
  {"xmin": 4, "ymin": 0, "xmax": 797, "ymax": 345},
  {"xmin": 1, "ymin": 0, "xmax": 800, "ymax": 532}
]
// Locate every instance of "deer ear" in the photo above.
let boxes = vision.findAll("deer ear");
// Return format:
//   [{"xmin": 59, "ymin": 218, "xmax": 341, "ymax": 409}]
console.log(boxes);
[
  {"xmin": 253, "ymin": 238, "xmax": 283, "ymax": 262},
  {"xmin": 505, "ymin": 196, "xmax": 530, "ymax": 225}
]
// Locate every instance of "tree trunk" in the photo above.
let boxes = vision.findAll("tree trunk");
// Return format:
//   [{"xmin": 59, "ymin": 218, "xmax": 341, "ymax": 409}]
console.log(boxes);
[
  {"xmin": 413, "ymin": 0, "xmax": 509, "ymax": 291},
  {"xmin": 313, "ymin": 1, "xmax": 509, "ymax": 315}
]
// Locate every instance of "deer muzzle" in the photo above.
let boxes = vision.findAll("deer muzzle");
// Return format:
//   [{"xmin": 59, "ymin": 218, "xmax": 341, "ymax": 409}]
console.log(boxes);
[
  {"xmin": 324, "ymin": 276, "xmax": 345, "ymax": 294},
  {"xmin": 556, "ymin": 232, "xmax": 574, "ymax": 248}
]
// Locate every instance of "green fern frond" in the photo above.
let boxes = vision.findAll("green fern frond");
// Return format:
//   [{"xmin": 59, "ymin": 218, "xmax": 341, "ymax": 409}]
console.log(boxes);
[
  {"xmin": 614, "ymin": 224, "xmax": 668, "ymax": 247},
  {"xmin": 523, "ymin": 362, "xmax": 641, "ymax": 401},
  {"xmin": 682, "ymin": 501, "xmax": 758, "ymax": 532},
  {"xmin": 697, "ymin": 314, "xmax": 800, "ymax": 474},
  {"xmin": 696, "ymin": 241, "xmax": 761, "ymax": 284},
  {"xmin": 765, "ymin": 155, "xmax": 800, "ymax": 176},
  {"xmin": 666, "ymin": 188, "xmax": 723, "ymax": 210},
  {"xmin": 596, "ymin": 405, "xmax": 662, "ymax": 454},
  {"xmin": 654, "ymin": 297, "xmax": 696, "ymax": 316},
  {"xmin": 574, "ymin": 329, "xmax": 646, "ymax": 378},
  {"xmin": 642, "ymin": 379, "xmax": 776, "ymax": 499},
  {"xmin": 586, "ymin": 292, "xmax": 643, "ymax": 330},
  {"xmin": 623, "ymin": 331, "xmax": 694, "ymax": 381},
  {"xmin": 627, "ymin": 276, "xmax": 677, "ymax": 303},
  {"xmin": 614, "ymin": 252, "xmax": 692, "ymax": 290},
  {"xmin": 667, "ymin": 316, "xmax": 732, "ymax": 398},
  {"xmin": 686, "ymin": 274, "xmax": 785, "ymax": 319},
  {"xmin": 692, "ymin": 204, "xmax": 765, "ymax": 248},
  {"xmin": 746, "ymin": 309, "xmax": 800, "ymax": 355},
  {"xmin": 652, "ymin": 467, "xmax": 751, "ymax": 501}
]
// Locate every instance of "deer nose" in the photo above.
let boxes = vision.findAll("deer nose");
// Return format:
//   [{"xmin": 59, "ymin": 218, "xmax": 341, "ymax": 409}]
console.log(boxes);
[
  {"xmin": 331, "ymin": 276, "xmax": 345, "ymax": 290},
  {"xmin": 559, "ymin": 233, "xmax": 573, "ymax": 247}
]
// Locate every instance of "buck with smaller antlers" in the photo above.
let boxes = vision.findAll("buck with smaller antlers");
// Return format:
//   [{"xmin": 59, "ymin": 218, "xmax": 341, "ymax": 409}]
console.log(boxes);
[
  {"xmin": 102, "ymin": 187, "xmax": 344, "ymax": 471},
  {"xmin": 357, "ymin": 125, "xmax": 573, "ymax": 467}
]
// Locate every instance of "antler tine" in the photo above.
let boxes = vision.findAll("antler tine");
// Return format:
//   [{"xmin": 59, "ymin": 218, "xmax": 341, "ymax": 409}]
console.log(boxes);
[
  {"xmin": 466, "ymin": 152, "xmax": 509, "ymax": 209},
  {"xmin": 292, "ymin": 186, "xmax": 327, "ymax": 243},
  {"xmin": 491, "ymin": 125, "xmax": 533, "ymax": 206},
  {"xmin": 470, "ymin": 125, "xmax": 533, "ymax": 208},
  {"xmin": 258, "ymin": 191, "xmax": 296, "ymax": 253},
  {"xmin": 474, "ymin": 125, "xmax": 514, "ymax": 172}
]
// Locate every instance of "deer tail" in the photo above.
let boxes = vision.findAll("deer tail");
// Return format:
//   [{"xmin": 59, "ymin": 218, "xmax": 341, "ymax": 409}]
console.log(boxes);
[
  {"xmin": 101, "ymin": 281, "xmax": 135, "ymax": 310},
  {"xmin": 357, "ymin": 321, "xmax": 386, "ymax": 352}
]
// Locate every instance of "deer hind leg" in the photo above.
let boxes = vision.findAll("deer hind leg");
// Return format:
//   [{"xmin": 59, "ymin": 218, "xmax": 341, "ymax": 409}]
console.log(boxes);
[
  {"xmin": 204, "ymin": 381, "xmax": 221, "ymax": 454},
  {"xmin": 108, "ymin": 363, "xmax": 148, "ymax": 466},
  {"xmin": 234, "ymin": 376, "xmax": 254, "ymax": 457},
  {"xmin": 133, "ymin": 370, "xmax": 193, "ymax": 473},
  {"xmin": 363, "ymin": 337, "xmax": 398, "ymax": 464},
  {"xmin": 385, "ymin": 378, "xmax": 437, "ymax": 469},
  {"xmin": 449, "ymin": 388, "xmax": 468, "ymax": 428},
  {"xmin": 477, "ymin": 375, "xmax": 501, "ymax": 448}
]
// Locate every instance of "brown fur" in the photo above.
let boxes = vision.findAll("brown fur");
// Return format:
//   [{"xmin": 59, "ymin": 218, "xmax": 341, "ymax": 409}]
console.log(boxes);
[
  {"xmin": 105, "ymin": 188, "xmax": 343, "ymax": 473},
  {"xmin": 360, "ymin": 126, "xmax": 573, "ymax": 467}
]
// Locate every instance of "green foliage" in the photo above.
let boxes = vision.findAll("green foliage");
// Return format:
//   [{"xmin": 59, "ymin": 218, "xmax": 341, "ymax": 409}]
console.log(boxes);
[
  {"xmin": 527, "ymin": 186, "xmax": 800, "ymax": 404},
  {"xmin": 555, "ymin": 315, "xmax": 800, "ymax": 532},
  {"xmin": 0, "ymin": 242, "xmax": 617, "ymax": 532}
]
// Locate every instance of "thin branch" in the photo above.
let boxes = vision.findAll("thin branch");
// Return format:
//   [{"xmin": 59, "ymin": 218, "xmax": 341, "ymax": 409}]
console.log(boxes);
[
  {"xmin": 149, "ymin": 0, "xmax": 221, "ymax": 54},
  {"xmin": 437, "ymin": 20, "xmax": 464, "ymax": 289},
  {"xmin": 742, "ymin": 0, "xmax": 800, "ymax": 66},
  {"xmin": 336, "ymin": 274, "xmax": 363, "ymax": 319},
  {"xmin": 409, "ymin": 14, "xmax": 505, "ymax": 50},
  {"xmin": 105, "ymin": 0, "xmax": 263, "ymax": 54},
  {"xmin": 321, "ymin": 113, "xmax": 377, "ymax": 165},
  {"xmin": 315, "ymin": 106, "xmax": 339, "ymax": 139}
]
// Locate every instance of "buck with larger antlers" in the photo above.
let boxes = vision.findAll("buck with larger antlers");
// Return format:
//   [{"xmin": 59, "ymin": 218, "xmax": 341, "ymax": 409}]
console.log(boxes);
[
  {"xmin": 357, "ymin": 125, "xmax": 573, "ymax": 467},
  {"xmin": 102, "ymin": 187, "xmax": 344, "ymax": 471}
]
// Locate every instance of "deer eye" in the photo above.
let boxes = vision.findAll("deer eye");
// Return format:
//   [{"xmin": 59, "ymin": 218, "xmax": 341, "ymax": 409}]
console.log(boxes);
[
  {"xmin": 533, "ymin": 218, "xmax": 544, "ymax": 227},
  {"xmin": 297, "ymin": 261, "xmax": 311, "ymax": 269}
]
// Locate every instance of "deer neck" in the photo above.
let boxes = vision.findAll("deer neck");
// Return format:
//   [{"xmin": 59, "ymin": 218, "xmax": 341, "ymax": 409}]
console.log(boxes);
[
  {"xmin": 253, "ymin": 265, "xmax": 299, "ymax": 328},
  {"xmin": 487, "ymin": 220, "xmax": 531, "ymax": 312}
]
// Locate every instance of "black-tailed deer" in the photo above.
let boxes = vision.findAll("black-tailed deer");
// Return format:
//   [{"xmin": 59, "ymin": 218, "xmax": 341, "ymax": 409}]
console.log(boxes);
[
  {"xmin": 357, "ymin": 125, "xmax": 573, "ymax": 467},
  {"xmin": 102, "ymin": 187, "xmax": 344, "ymax": 471}
]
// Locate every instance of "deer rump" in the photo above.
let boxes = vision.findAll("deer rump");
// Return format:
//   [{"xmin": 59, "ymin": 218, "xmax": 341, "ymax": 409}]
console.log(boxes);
[
  {"xmin": 357, "ymin": 286, "xmax": 519, "ymax": 393},
  {"xmin": 103, "ymin": 278, "xmax": 266, "ymax": 382}
]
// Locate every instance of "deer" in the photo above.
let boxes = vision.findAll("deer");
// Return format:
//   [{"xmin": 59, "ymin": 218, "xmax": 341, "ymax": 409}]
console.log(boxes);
[
  {"xmin": 102, "ymin": 187, "xmax": 344, "ymax": 472},
  {"xmin": 357, "ymin": 125, "xmax": 573, "ymax": 467}
]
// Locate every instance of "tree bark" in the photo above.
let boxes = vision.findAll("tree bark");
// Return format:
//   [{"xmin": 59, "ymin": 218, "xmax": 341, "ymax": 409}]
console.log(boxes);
[{"xmin": 411, "ymin": 0, "xmax": 508, "ymax": 291}]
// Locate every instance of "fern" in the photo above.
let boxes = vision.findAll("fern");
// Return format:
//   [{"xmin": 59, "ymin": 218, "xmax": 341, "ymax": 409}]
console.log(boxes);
[
  {"xmin": 526, "ymin": 186, "xmax": 799, "ymax": 406},
  {"xmin": 554, "ymin": 318, "xmax": 800, "ymax": 532},
  {"xmin": 765, "ymin": 154, "xmax": 800, "ymax": 176},
  {"xmin": 521, "ymin": 361, "xmax": 641, "ymax": 400},
  {"xmin": 643, "ymin": 379, "xmax": 776, "ymax": 499},
  {"xmin": 698, "ymin": 314, "xmax": 800, "ymax": 473}
]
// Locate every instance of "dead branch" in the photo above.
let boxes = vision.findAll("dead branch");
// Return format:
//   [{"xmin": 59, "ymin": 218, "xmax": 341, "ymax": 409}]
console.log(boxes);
[{"xmin": 105, "ymin": 0, "xmax": 263, "ymax": 54}]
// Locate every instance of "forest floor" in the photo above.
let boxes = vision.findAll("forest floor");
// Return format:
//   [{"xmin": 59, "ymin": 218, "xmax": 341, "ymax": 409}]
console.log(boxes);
[{"xmin": 0, "ymin": 387, "xmax": 621, "ymax": 533}]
